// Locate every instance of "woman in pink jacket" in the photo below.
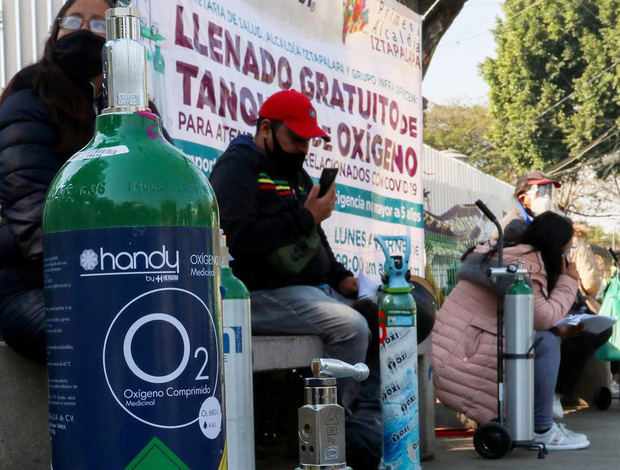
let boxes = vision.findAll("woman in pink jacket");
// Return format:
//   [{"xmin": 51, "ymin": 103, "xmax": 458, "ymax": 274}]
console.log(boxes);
[{"xmin": 433, "ymin": 212, "xmax": 589, "ymax": 450}]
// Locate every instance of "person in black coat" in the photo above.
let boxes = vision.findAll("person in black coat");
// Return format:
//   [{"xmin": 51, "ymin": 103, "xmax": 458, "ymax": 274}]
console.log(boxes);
[{"xmin": 0, "ymin": 0, "xmax": 113, "ymax": 361}]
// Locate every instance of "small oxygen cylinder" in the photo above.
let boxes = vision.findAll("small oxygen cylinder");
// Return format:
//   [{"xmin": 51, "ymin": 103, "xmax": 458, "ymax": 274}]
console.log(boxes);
[
  {"xmin": 504, "ymin": 272, "xmax": 535, "ymax": 444},
  {"xmin": 42, "ymin": 6, "xmax": 226, "ymax": 469},
  {"xmin": 376, "ymin": 236, "xmax": 421, "ymax": 470},
  {"xmin": 220, "ymin": 232, "xmax": 255, "ymax": 470}
]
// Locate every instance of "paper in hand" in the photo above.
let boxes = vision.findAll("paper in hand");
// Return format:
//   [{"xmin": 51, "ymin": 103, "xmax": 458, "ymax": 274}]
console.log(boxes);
[
  {"xmin": 357, "ymin": 271, "xmax": 382, "ymax": 299},
  {"xmin": 553, "ymin": 314, "xmax": 616, "ymax": 335}
]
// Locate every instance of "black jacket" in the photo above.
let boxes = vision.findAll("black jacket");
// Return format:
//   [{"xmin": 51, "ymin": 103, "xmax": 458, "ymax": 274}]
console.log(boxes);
[
  {"xmin": 209, "ymin": 135, "xmax": 351, "ymax": 291},
  {"xmin": 0, "ymin": 80, "xmax": 94, "ymax": 297}
]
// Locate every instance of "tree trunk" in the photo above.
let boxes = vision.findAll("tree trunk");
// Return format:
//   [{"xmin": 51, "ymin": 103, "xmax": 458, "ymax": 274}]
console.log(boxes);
[{"xmin": 397, "ymin": 0, "xmax": 468, "ymax": 76}]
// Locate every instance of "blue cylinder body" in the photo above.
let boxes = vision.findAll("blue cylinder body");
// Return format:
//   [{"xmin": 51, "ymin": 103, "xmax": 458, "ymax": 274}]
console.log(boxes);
[{"xmin": 378, "ymin": 290, "xmax": 421, "ymax": 470}]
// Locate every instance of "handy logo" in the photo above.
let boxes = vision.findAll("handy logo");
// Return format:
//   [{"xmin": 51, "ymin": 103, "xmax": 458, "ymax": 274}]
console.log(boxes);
[
  {"xmin": 79, "ymin": 245, "xmax": 180, "ymax": 276},
  {"xmin": 80, "ymin": 249, "xmax": 99, "ymax": 271}
]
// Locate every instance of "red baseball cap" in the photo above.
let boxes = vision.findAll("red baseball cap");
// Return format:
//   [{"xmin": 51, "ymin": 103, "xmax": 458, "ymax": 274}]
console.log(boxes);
[
  {"xmin": 515, "ymin": 170, "xmax": 561, "ymax": 195},
  {"xmin": 258, "ymin": 90, "xmax": 328, "ymax": 140}
]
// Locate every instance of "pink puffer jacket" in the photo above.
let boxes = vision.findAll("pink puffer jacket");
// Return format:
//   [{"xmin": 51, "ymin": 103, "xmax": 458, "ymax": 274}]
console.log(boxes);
[{"xmin": 432, "ymin": 244, "xmax": 578, "ymax": 425}]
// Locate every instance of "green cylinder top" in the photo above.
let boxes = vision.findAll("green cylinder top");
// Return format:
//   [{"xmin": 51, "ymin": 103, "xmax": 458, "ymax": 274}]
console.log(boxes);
[
  {"xmin": 506, "ymin": 278, "xmax": 532, "ymax": 295},
  {"xmin": 221, "ymin": 266, "xmax": 250, "ymax": 300},
  {"xmin": 378, "ymin": 289, "xmax": 416, "ymax": 315},
  {"xmin": 43, "ymin": 111, "xmax": 218, "ymax": 233}
]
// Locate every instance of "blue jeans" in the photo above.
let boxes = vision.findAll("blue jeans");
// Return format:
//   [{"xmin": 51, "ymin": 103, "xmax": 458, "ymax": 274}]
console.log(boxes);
[
  {"xmin": 0, "ymin": 288, "xmax": 46, "ymax": 362},
  {"xmin": 534, "ymin": 330, "xmax": 561, "ymax": 431},
  {"xmin": 251, "ymin": 285, "xmax": 372, "ymax": 408}
]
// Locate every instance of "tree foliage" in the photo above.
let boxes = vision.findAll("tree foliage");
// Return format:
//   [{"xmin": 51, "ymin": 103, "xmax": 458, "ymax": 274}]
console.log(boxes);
[
  {"xmin": 397, "ymin": 0, "xmax": 468, "ymax": 76},
  {"xmin": 586, "ymin": 225, "xmax": 614, "ymax": 247},
  {"xmin": 482, "ymin": 0, "xmax": 620, "ymax": 173},
  {"xmin": 423, "ymin": 103, "xmax": 516, "ymax": 182}
]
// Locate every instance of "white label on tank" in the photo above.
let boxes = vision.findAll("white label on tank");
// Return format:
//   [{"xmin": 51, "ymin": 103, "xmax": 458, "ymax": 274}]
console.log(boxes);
[
  {"xmin": 199, "ymin": 396, "xmax": 222, "ymax": 439},
  {"xmin": 70, "ymin": 145, "xmax": 129, "ymax": 161},
  {"xmin": 117, "ymin": 93, "xmax": 141, "ymax": 106}
]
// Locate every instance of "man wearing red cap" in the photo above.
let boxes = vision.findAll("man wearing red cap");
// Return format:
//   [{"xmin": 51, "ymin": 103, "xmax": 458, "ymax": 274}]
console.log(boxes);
[
  {"xmin": 210, "ymin": 89, "xmax": 380, "ymax": 465},
  {"xmin": 498, "ymin": 170, "xmax": 561, "ymax": 242}
]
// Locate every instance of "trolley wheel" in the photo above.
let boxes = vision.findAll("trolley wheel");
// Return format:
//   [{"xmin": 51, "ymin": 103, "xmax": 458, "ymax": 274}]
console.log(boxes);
[
  {"xmin": 473, "ymin": 422, "xmax": 513, "ymax": 459},
  {"xmin": 593, "ymin": 386, "xmax": 612, "ymax": 410}
]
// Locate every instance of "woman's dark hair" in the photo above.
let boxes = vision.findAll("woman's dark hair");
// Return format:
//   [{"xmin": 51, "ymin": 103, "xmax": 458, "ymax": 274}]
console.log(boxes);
[
  {"xmin": 0, "ymin": 0, "xmax": 113, "ymax": 155},
  {"xmin": 517, "ymin": 211, "xmax": 574, "ymax": 291}
]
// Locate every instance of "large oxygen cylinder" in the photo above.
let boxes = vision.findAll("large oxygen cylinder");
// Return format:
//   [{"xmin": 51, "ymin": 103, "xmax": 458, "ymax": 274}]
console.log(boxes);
[
  {"xmin": 220, "ymin": 233, "xmax": 255, "ymax": 470},
  {"xmin": 42, "ymin": 6, "xmax": 226, "ymax": 469},
  {"xmin": 504, "ymin": 277, "xmax": 535, "ymax": 443},
  {"xmin": 376, "ymin": 236, "xmax": 421, "ymax": 470}
]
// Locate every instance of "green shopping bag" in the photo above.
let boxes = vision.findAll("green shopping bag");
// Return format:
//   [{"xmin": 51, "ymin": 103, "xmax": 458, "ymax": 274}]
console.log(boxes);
[{"xmin": 595, "ymin": 276, "xmax": 620, "ymax": 361}]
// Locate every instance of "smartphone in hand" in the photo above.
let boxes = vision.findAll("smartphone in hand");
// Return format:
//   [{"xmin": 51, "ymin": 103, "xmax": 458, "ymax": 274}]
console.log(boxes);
[{"xmin": 317, "ymin": 167, "xmax": 338, "ymax": 198}]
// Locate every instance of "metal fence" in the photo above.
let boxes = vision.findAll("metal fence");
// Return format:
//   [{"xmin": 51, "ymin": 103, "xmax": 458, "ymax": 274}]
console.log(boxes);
[
  {"xmin": 422, "ymin": 145, "xmax": 514, "ymax": 303},
  {"xmin": 0, "ymin": 0, "xmax": 65, "ymax": 90},
  {"xmin": 422, "ymin": 144, "xmax": 514, "ymax": 231}
]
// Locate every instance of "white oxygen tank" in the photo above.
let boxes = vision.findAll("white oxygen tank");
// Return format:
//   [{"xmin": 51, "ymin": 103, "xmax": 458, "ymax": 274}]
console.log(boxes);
[{"xmin": 220, "ymin": 232, "xmax": 255, "ymax": 469}]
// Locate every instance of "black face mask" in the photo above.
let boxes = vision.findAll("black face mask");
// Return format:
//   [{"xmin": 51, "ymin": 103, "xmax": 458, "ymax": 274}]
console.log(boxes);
[
  {"xmin": 265, "ymin": 128, "xmax": 306, "ymax": 176},
  {"xmin": 52, "ymin": 30, "xmax": 105, "ymax": 85}
]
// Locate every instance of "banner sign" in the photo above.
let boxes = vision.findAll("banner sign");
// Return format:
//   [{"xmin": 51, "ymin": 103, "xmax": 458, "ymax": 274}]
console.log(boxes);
[
  {"xmin": 425, "ymin": 205, "xmax": 484, "ymax": 241},
  {"xmin": 135, "ymin": 0, "xmax": 424, "ymax": 277}
]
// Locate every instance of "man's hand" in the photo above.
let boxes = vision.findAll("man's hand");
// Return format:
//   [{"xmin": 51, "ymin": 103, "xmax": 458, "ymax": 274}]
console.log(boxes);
[
  {"xmin": 304, "ymin": 183, "xmax": 336, "ymax": 224},
  {"xmin": 338, "ymin": 276, "xmax": 358, "ymax": 298}
]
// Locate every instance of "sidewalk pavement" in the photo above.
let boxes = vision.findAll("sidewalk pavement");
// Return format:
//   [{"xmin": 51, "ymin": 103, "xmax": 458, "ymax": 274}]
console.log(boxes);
[
  {"xmin": 262, "ymin": 399, "xmax": 620, "ymax": 469},
  {"xmin": 424, "ymin": 399, "xmax": 620, "ymax": 470}
]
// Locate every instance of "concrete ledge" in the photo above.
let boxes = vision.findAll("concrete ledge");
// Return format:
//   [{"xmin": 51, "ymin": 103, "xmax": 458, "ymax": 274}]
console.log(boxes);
[
  {"xmin": 1, "ymin": 333, "xmax": 436, "ymax": 465},
  {"xmin": 0, "ymin": 342, "xmax": 50, "ymax": 468},
  {"xmin": 252, "ymin": 335, "xmax": 323, "ymax": 372},
  {"xmin": 252, "ymin": 334, "xmax": 436, "ymax": 460},
  {"xmin": 571, "ymin": 353, "xmax": 611, "ymax": 405}
]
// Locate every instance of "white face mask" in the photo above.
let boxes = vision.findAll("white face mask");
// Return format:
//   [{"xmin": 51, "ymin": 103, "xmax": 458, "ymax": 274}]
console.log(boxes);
[{"xmin": 531, "ymin": 194, "xmax": 553, "ymax": 215}]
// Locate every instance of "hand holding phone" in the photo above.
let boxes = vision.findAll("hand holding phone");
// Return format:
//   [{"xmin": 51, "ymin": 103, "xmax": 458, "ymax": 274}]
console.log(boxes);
[
  {"xmin": 305, "ymin": 168, "xmax": 337, "ymax": 224},
  {"xmin": 317, "ymin": 167, "xmax": 338, "ymax": 198}
]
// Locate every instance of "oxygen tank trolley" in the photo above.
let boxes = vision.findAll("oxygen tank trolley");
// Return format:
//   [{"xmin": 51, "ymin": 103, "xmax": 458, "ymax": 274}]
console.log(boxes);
[{"xmin": 472, "ymin": 200, "xmax": 547, "ymax": 459}]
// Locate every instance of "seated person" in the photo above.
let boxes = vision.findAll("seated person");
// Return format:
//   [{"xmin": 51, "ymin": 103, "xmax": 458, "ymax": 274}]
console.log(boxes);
[
  {"xmin": 209, "ymin": 89, "xmax": 380, "ymax": 465},
  {"xmin": 555, "ymin": 225, "xmax": 612, "ymax": 406},
  {"xmin": 433, "ymin": 212, "xmax": 590, "ymax": 450},
  {"xmin": 571, "ymin": 224, "xmax": 603, "ymax": 312}
]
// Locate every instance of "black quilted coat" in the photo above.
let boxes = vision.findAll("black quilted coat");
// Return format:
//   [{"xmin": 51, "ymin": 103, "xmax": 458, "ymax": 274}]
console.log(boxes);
[{"xmin": 0, "ymin": 76, "xmax": 95, "ymax": 298}]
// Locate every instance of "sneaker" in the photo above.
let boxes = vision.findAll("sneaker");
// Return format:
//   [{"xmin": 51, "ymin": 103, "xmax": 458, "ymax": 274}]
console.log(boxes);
[
  {"xmin": 553, "ymin": 393, "xmax": 564, "ymax": 419},
  {"xmin": 534, "ymin": 422, "xmax": 590, "ymax": 450}
]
